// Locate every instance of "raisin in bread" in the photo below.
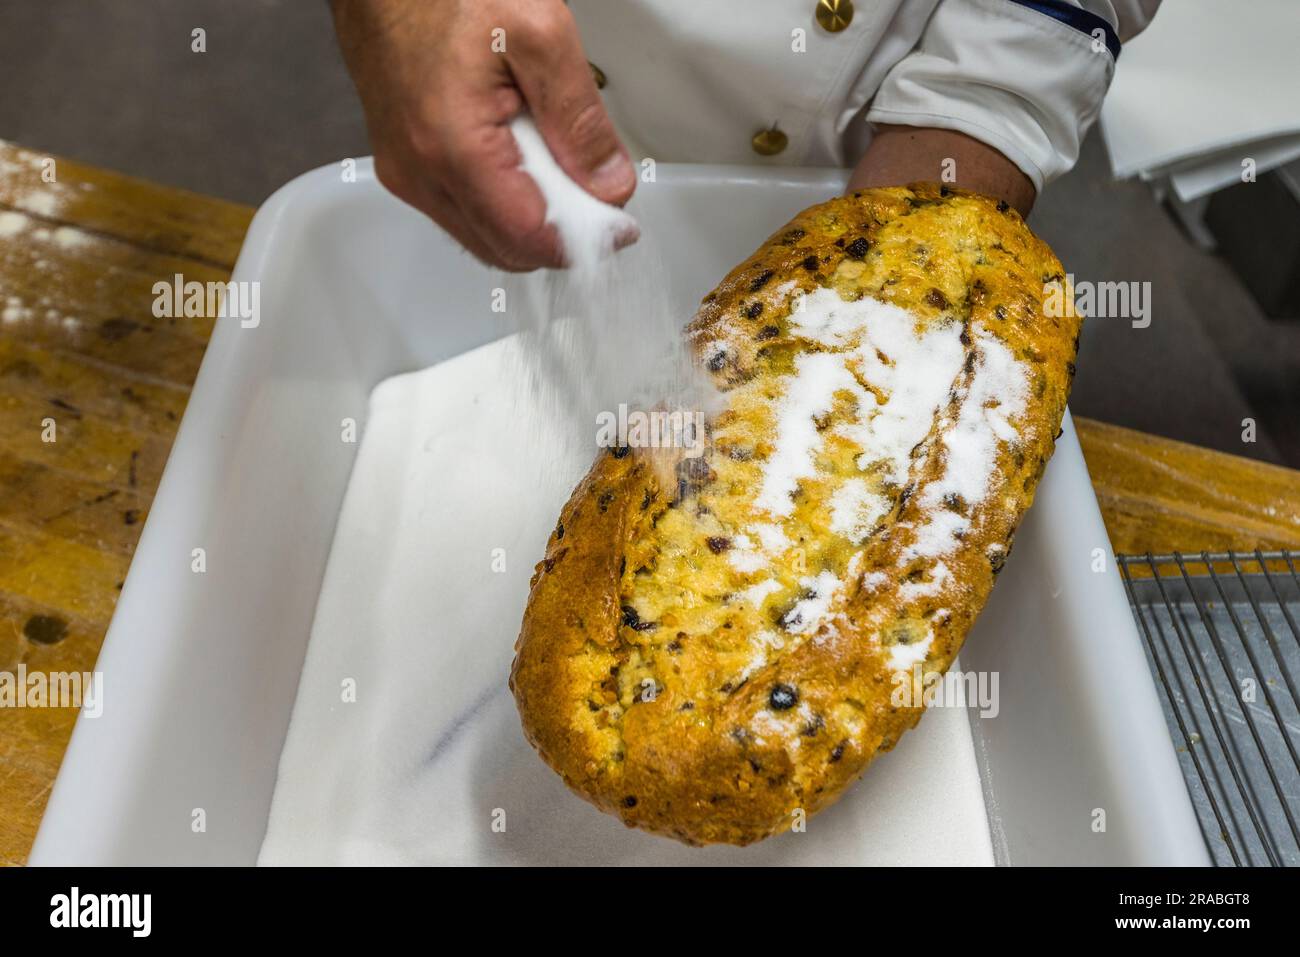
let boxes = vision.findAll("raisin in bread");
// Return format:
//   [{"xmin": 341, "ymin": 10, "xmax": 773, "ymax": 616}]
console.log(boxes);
[{"xmin": 510, "ymin": 183, "xmax": 1079, "ymax": 846}]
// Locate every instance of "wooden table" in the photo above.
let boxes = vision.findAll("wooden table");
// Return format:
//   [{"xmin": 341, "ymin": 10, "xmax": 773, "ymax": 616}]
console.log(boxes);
[{"xmin": 1, "ymin": 144, "xmax": 1298, "ymax": 866}]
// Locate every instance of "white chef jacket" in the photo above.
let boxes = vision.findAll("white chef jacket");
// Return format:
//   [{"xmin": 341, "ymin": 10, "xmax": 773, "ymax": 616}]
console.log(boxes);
[{"xmin": 570, "ymin": 0, "xmax": 1161, "ymax": 191}]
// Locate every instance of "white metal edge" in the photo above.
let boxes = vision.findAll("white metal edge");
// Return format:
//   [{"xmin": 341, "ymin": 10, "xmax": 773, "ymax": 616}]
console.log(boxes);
[
  {"xmin": 27, "ymin": 165, "xmax": 347, "ymax": 864},
  {"xmin": 1053, "ymin": 412, "xmax": 1210, "ymax": 865}
]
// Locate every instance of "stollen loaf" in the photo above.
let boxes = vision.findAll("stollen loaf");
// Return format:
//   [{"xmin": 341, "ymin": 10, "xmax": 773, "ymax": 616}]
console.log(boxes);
[{"xmin": 510, "ymin": 183, "xmax": 1079, "ymax": 846}]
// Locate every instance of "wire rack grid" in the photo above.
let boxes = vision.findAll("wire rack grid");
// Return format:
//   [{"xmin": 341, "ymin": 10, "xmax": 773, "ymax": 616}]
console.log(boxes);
[{"xmin": 1119, "ymin": 549, "xmax": 1300, "ymax": 866}]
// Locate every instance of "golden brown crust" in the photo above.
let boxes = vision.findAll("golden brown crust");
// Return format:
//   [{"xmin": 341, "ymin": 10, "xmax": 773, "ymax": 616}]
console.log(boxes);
[{"xmin": 510, "ymin": 183, "xmax": 1080, "ymax": 846}]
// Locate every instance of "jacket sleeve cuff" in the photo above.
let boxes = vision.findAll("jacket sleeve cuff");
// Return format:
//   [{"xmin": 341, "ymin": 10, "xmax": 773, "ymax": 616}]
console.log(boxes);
[{"xmin": 862, "ymin": 0, "xmax": 1119, "ymax": 191}]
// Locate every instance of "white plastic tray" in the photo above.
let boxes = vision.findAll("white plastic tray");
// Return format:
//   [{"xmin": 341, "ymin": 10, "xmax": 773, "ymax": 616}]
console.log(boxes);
[{"xmin": 30, "ymin": 161, "xmax": 1209, "ymax": 865}]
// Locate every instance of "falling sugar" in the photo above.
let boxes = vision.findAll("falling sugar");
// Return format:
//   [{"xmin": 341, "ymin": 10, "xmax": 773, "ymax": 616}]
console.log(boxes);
[
  {"xmin": 502, "ymin": 114, "xmax": 716, "ymax": 490},
  {"xmin": 509, "ymin": 115, "xmax": 638, "ymax": 279}
]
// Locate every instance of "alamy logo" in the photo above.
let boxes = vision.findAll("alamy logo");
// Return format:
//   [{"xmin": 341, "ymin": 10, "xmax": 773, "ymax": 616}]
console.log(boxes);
[
  {"xmin": 50, "ymin": 887, "xmax": 151, "ymax": 937},
  {"xmin": 595, "ymin": 404, "xmax": 705, "ymax": 458},
  {"xmin": 0, "ymin": 666, "xmax": 102, "ymax": 717},
  {"xmin": 152, "ymin": 273, "xmax": 260, "ymax": 328},
  {"xmin": 1043, "ymin": 274, "xmax": 1151, "ymax": 328},
  {"xmin": 890, "ymin": 665, "xmax": 999, "ymax": 718}
]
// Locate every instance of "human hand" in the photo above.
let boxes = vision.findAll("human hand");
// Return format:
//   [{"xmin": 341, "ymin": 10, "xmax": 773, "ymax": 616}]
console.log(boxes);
[{"xmin": 331, "ymin": 0, "xmax": 637, "ymax": 270}]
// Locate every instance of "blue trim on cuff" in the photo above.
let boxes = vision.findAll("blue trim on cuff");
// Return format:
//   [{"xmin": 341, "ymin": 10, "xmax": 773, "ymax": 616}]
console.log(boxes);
[{"xmin": 1004, "ymin": 0, "xmax": 1122, "ymax": 59}]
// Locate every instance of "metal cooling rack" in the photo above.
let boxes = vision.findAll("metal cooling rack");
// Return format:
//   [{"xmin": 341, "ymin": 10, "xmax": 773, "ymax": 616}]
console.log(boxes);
[{"xmin": 1119, "ymin": 550, "xmax": 1300, "ymax": 866}]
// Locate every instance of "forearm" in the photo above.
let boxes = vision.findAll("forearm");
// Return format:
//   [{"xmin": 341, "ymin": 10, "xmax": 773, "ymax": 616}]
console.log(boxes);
[{"xmin": 847, "ymin": 124, "xmax": 1036, "ymax": 217}]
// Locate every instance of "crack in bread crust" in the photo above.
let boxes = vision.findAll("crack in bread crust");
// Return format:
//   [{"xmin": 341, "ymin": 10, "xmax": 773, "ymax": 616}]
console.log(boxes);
[{"xmin": 510, "ymin": 183, "xmax": 1079, "ymax": 846}]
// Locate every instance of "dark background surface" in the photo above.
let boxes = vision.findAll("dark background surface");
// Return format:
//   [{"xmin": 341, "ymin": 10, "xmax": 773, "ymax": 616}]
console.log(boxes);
[{"xmin": 2, "ymin": 0, "xmax": 1296, "ymax": 466}]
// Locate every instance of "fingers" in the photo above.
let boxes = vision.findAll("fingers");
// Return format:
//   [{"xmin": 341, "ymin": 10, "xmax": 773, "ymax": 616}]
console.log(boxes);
[
  {"xmin": 438, "ymin": 120, "xmax": 568, "ymax": 270},
  {"xmin": 507, "ymin": 4, "xmax": 636, "ymax": 208},
  {"xmin": 425, "ymin": 183, "xmax": 529, "ymax": 271},
  {"xmin": 337, "ymin": 0, "xmax": 632, "ymax": 270},
  {"xmin": 377, "ymin": 146, "xmax": 556, "ymax": 272}
]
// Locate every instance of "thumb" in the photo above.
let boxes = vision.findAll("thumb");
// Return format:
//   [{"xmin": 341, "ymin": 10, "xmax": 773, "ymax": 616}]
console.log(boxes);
[{"xmin": 509, "ymin": 8, "xmax": 635, "ymax": 206}]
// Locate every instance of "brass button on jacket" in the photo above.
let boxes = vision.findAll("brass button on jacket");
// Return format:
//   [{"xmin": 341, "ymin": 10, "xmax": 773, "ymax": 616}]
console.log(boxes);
[
  {"xmin": 751, "ymin": 127, "xmax": 789, "ymax": 157},
  {"xmin": 815, "ymin": 0, "xmax": 854, "ymax": 33}
]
